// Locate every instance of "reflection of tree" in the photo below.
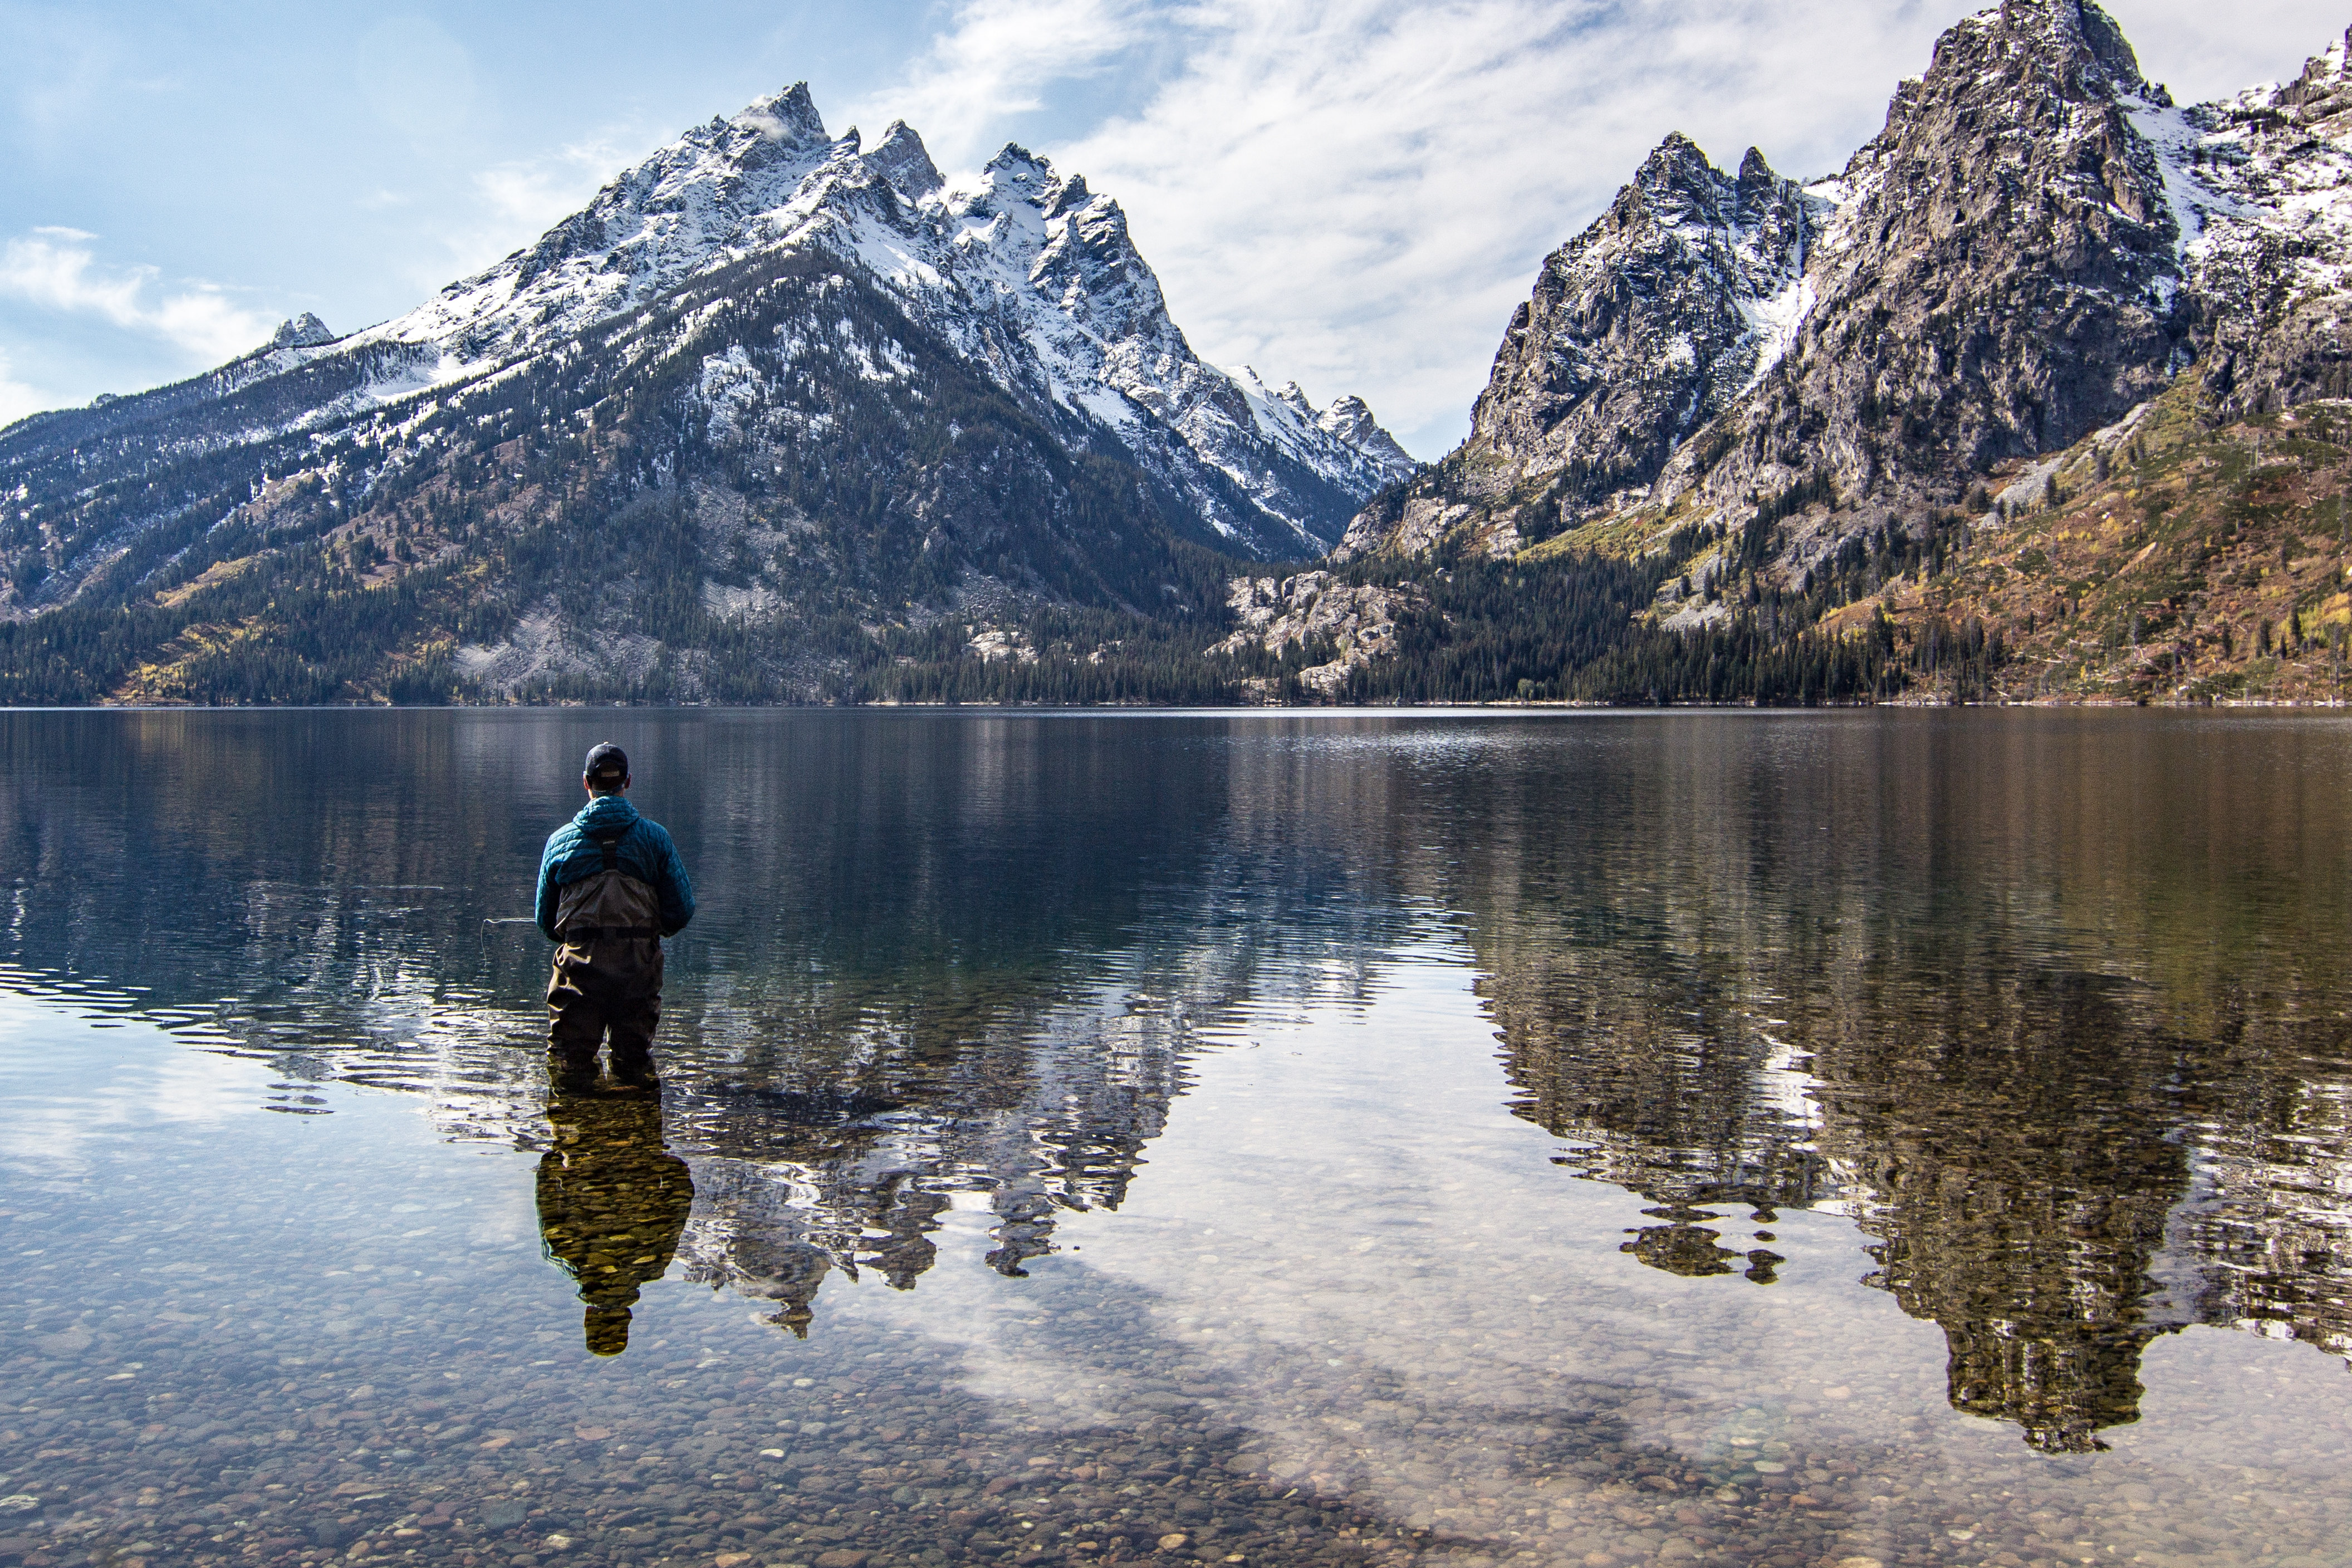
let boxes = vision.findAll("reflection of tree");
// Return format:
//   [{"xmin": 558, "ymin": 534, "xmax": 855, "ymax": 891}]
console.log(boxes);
[
  {"xmin": 1477, "ymin": 913, "xmax": 2238, "ymax": 1449},
  {"xmin": 1488, "ymin": 938, "xmax": 1827, "ymax": 1253},
  {"xmin": 535, "ymin": 1085, "xmax": 696, "ymax": 1356}
]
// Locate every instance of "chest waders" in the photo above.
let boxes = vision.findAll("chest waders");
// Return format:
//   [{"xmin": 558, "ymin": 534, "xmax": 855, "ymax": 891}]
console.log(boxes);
[{"xmin": 547, "ymin": 825, "xmax": 665, "ymax": 1088}]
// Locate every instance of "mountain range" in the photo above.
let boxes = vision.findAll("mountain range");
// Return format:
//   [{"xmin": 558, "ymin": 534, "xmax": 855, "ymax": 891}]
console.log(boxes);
[
  {"xmin": 0, "ymin": 88, "xmax": 1409, "ymax": 702},
  {"xmin": 1334, "ymin": 0, "xmax": 2352, "ymax": 702},
  {"xmin": 4, "ymin": 0, "xmax": 2350, "ymax": 705}
]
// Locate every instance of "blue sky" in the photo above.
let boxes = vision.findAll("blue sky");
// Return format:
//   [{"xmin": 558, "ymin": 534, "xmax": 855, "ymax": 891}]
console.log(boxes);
[{"xmin": 1, "ymin": 0, "xmax": 2337, "ymax": 457}]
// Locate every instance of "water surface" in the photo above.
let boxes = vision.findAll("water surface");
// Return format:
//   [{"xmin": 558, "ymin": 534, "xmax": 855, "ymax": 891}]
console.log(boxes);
[{"xmin": 4, "ymin": 709, "xmax": 2351, "ymax": 1568}]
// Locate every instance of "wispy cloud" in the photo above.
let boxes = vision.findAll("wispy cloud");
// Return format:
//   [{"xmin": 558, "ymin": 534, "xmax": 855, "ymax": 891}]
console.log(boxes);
[
  {"xmin": 1037, "ymin": 0, "xmax": 1963, "ymax": 454},
  {"xmin": 845, "ymin": 0, "xmax": 1158, "ymax": 163},
  {"xmin": 0, "ymin": 231, "xmax": 273, "ymax": 364},
  {"xmin": 369, "ymin": 131, "xmax": 647, "ymax": 300},
  {"xmin": 473, "ymin": 137, "xmax": 635, "ymax": 238}
]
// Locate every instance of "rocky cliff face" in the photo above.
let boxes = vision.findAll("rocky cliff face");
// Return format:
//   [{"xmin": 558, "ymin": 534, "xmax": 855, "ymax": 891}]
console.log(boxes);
[
  {"xmin": 1342, "ymin": 0, "xmax": 2351, "ymax": 590},
  {"xmin": 1337, "ymin": 135, "xmax": 1818, "ymax": 560},
  {"xmin": 2185, "ymin": 29, "xmax": 2352, "ymax": 419},
  {"xmin": 1679, "ymin": 0, "xmax": 2188, "ymax": 537}
]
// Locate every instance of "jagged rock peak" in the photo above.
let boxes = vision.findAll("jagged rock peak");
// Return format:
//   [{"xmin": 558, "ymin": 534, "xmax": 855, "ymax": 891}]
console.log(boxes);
[
  {"xmin": 727, "ymin": 83, "xmax": 830, "ymax": 146},
  {"xmin": 1334, "ymin": 130, "xmax": 1814, "ymax": 560},
  {"xmin": 1620, "ymin": 133, "xmax": 1794, "ymax": 229},
  {"xmin": 2276, "ymin": 25, "xmax": 2352, "ymax": 112},
  {"xmin": 1954, "ymin": 0, "xmax": 2153, "ymax": 101},
  {"xmin": 1638, "ymin": 130, "xmax": 1710, "ymax": 177},
  {"xmin": 866, "ymin": 120, "xmax": 943, "ymax": 197},
  {"xmin": 270, "ymin": 313, "xmax": 334, "ymax": 349},
  {"xmin": 1317, "ymin": 396, "xmax": 1417, "ymax": 475},
  {"xmin": 986, "ymin": 143, "xmax": 1052, "ymax": 182}
]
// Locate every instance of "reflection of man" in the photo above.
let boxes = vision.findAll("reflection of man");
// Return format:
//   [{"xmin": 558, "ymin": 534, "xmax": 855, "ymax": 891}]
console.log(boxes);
[
  {"xmin": 535, "ymin": 1085, "xmax": 695, "ymax": 1356},
  {"xmin": 534, "ymin": 743, "xmax": 694, "ymax": 1090}
]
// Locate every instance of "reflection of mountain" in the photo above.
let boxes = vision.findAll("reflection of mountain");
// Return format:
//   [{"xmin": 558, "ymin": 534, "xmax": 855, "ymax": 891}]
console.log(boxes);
[
  {"xmin": 1482, "ymin": 899, "xmax": 2352, "ymax": 1451},
  {"xmin": 1430, "ymin": 714, "xmax": 2352, "ymax": 1452},
  {"xmin": 1488, "ymin": 940, "xmax": 1823, "ymax": 1282},
  {"xmin": 8, "ymin": 709, "xmax": 2352, "ymax": 1427},
  {"xmin": 1807, "ymin": 966, "xmax": 2196, "ymax": 1452},
  {"xmin": 0, "ymin": 710, "xmax": 1414, "ymax": 1335}
]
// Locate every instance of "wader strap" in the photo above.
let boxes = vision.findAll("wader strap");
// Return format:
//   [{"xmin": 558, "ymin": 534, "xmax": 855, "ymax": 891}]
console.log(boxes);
[
  {"xmin": 560, "ymin": 826, "xmax": 656, "ymax": 941},
  {"xmin": 591, "ymin": 825, "xmax": 626, "ymax": 874}
]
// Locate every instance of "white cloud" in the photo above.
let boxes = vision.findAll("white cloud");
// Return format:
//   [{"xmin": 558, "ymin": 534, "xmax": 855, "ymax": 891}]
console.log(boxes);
[
  {"xmin": 845, "ymin": 0, "xmax": 1156, "ymax": 164},
  {"xmin": 371, "ymin": 131, "xmax": 648, "ymax": 296},
  {"xmin": 852, "ymin": 0, "xmax": 2344, "ymax": 458},
  {"xmin": 359, "ymin": 130, "xmax": 651, "ymax": 304},
  {"xmin": 473, "ymin": 137, "xmax": 635, "ymax": 238},
  {"xmin": 0, "ymin": 346, "xmax": 50, "ymax": 428},
  {"xmin": 0, "ymin": 231, "xmax": 273, "ymax": 364}
]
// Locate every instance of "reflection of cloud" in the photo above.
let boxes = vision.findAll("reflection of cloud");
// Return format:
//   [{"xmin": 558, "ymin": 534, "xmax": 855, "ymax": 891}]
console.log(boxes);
[
  {"xmin": 0, "ymin": 993, "xmax": 260, "ymax": 1176},
  {"xmin": 0, "ymin": 231, "xmax": 273, "ymax": 362}
]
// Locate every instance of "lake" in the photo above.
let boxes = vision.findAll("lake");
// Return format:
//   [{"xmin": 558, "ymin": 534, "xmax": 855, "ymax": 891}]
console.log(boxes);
[{"xmin": 3, "ymin": 708, "xmax": 2350, "ymax": 1568}]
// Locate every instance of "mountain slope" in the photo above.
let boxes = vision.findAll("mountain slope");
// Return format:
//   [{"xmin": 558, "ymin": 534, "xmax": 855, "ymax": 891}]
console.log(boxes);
[{"xmin": 0, "ymin": 86, "xmax": 1416, "ymax": 702}]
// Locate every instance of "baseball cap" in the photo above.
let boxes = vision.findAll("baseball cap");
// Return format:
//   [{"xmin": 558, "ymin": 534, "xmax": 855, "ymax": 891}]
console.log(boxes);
[{"xmin": 583, "ymin": 742, "xmax": 630, "ymax": 784}]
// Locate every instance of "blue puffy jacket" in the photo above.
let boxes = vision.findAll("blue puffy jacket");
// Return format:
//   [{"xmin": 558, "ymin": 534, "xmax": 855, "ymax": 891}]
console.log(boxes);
[{"xmin": 535, "ymin": 796, "xmax": 695, "ymax": 941}]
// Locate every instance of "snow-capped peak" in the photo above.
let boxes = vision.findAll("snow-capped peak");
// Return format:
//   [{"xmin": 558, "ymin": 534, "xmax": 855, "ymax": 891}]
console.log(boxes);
[
  {"xmin": 729, "ymin": 84, "xmax": 830, "ymax": 147},
  {"xmin": 270, "ymin": 313, "xmax": 335, "ymax": 349},
  {"xmin": 218, "ymin": 82, "xmax": 1413, "ymax": 555},
  {"xmin": 865, "ymin": 120, "xmax": 943, "ymax": 198}
]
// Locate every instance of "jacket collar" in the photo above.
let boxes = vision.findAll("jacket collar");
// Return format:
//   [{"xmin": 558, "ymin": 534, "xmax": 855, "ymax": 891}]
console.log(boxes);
[{"xmin": 575, "ymin": 795, "xmax": 641, "ymax": 834}]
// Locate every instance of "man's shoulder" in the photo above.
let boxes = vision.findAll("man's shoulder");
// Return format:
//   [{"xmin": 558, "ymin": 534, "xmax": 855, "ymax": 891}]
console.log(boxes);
[
  {"xmin": 542, "ymin": 817, "xmax": 587, "ymax": 861},
  {"xmin": 629, "ymin": 817, "xmax": 678, "ymax": 851}
]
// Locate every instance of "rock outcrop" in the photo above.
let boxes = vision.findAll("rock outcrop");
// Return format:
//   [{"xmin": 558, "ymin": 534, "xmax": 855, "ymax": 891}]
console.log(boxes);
[
  {"xmin": 2187, "ymin": 28, "xmax": 2352, "ymax": 418},
  {"xmin": 1209, "ymin": 572, "xmax": 1426, "ymax": 697},
  {"xmin": 1339, "ymin": 135, "xmax": 1818, "ymax": 560},
  {"xmin": 1342, "ymin": 0, "xmax": 2352, "ymax": 587}
]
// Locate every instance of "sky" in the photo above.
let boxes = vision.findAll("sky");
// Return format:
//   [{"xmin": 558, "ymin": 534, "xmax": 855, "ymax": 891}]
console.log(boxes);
[{"xmin": 0, "ymin": 0, "xmax": 2338, "ymax": 458}]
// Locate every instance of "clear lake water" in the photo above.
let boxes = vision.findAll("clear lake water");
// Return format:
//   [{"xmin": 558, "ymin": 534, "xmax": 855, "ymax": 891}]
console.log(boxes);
[{"xmin": 3, "ymin": 708, "xmax": 2350, "ymax": 1568}]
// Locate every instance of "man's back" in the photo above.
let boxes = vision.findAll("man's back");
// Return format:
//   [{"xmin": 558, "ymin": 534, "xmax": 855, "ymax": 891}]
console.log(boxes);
[
  {"xmin": 537, "ymin": 743, "xmax": 694, "ymax": 1090},
  {"xmin": 535, "ymin": 795, "xmax": 695, "ymax": 940}
]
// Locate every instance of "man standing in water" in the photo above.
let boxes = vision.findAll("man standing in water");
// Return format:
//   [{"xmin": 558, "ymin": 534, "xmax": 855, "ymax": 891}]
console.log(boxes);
[{"xmin": 535, "ymin": 743, "xmax": 695, "ymax": 1089}]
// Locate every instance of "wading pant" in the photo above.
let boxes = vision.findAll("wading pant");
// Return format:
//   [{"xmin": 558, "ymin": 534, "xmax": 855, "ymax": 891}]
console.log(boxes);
[{"xmin": 547, "ymin": 936, "xmax": 664, "ymax": 1088}]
